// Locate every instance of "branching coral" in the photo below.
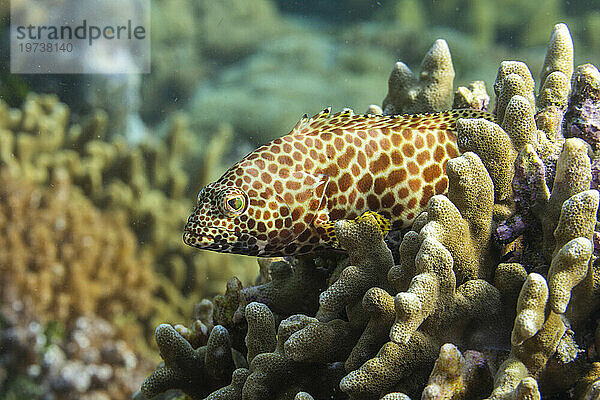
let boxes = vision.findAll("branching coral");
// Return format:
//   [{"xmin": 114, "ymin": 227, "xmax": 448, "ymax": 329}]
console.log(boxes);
[
  {"xmin": 382, "ymin": 39, "xmax": 455, "ymax": 115},
  {"xmin": 316, "ymin": 212, "xmax": 395, "ymax": 323},
  {"xmin": 404, "ymin": 151, "xmax": 496, "ymax": 283},
  {"xmin": 0, "ymin": 93, "xmax": 258, "ymax": 336},
  {"xmin": 542, "ymin": 139, "xmax": 593, "ymax": 260},
  {"xmin": 337, "ymin": 152, "xmax": 502, "ymax": 399},
  {"xmin": 563, "ymin": 64, "xmax": 600, "ymax": 151},
  {"xmin": 422, "ymin": 343, "xmax": 492, "ymax": 400},
  {"xmin": 141, "ymin": 324, "xmax": 237, "ymax": 399},
  {"xmin": 0, "ymin": 168, "xmax": 156, "ymax": 329},
  {"xmin": 237, "ymin": 257, "xmax": 330, "ymax": 319},
  {"xmin": 140, "ymin": 23, "xmax": 600, "ymax": 400}
]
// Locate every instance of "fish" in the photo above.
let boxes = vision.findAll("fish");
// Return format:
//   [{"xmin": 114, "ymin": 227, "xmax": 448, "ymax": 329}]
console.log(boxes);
[{"xmin": 183, "ymin": 108, "xmax": 494, "ymax": 257}]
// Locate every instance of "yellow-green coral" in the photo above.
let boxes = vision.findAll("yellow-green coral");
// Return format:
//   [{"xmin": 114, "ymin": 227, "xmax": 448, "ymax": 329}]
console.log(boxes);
[
  {"xmin": 456, "ymin": 119, "xmax": 517, "ymax": 207},
  {"xmin": 493, "ymin": 61, "xmax": 536, "ymax": 123},
  {"xmin": 539, "ymin": 23, "xmax": 574, "ymax": 98},
  {"xmin": 422, "ymin": 343, "xmax": 492, "ymax": 400},
  {"xmin": 390, "ymin": 237, "xmax": 455, "ymax": 344},
  {"xmin": 345, "ymin": 286, "xmax": 396, "ymax": 372},
  {"xmin": 0, "ymin": 168, "xmax": 156, "ymax": 335},
  {"xmin": 416, "ymin": 152, "xmax": 496, "ymax": 282},
  {"xmin": 340, "ymin": 331, "xmax": 438, "ymax": 399},
  {"xmin": 316, "ymin": 212, "xmax": 395, "ymax": 323},
  {"xmin": 547, "ymin": 237, "xmax": 593, "ymax": 314},
  {"xmin": 542, "ymin": 138, "xmax": 592, "ymax": 260},
  {"xmin": 245, "ymin": 302, "xmax": 276, "ymax": 363},
  {"xmin": 140, "ymin": 324, "xmax": 237, "ymax": 398},
  {"xmin": 511, "ymin": 273, "xmax": 548, "ymax": 346},
  {"xmin": 382, "ymin": 39, "xmax": 455, "ymax": 115}
]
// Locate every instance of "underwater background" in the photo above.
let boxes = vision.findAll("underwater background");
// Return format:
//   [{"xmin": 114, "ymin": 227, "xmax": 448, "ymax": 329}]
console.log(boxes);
[{"xmin": 1, "ymin": 0, "xmax": 600, "ymax": 399}]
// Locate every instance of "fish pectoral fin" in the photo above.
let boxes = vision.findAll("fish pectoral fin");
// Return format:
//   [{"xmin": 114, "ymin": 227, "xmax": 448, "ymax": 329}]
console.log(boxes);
[
  {"xmin": 314, "ymin": 211, "xmax": 391, "ymax": 249},
  {"xmin": 313, "ymin": 210, "xmax": 339, "ymax": 248},
  {"xmin": 355, "ymin": 211, "xmax": 391, "ymax": 239}
]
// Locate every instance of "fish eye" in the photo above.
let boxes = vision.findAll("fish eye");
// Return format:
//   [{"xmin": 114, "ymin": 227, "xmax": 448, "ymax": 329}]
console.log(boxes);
[{"xmin": 223, "ymin": 193, "xmax": 246, "ymax": 216}]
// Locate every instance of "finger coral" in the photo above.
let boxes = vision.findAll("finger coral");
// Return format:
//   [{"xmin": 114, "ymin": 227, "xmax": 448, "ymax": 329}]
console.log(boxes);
[
  {"xmin": 382, "ymin": 39, "xmax": 455, "ymax": 115},
  {"xmin": 316, "ymin": 212, "xmax": 395, "ymax": 323},
  {"xmin": 0, "ymin": 168, "xmax": 156, "ymax": 330},
  {"xmin": 140, "ymin": 323, "xmax": 237, "ymax": 399},
  {"xmin": 422, "ymin": 343, "xmax": 492, "ymax": 400},
  {"xmin": 140, "ymin": 22, "xmax": 600, "ymax": 400},
  {"xmin": 0, "ymin": 93, "xmax": 258, "ymax": 337}
]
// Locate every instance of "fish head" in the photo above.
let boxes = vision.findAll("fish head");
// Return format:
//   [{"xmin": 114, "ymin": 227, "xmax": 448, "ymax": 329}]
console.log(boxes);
[{"xmin": 183, "ymin": 181, "xmax": 295, "ymax": 256}]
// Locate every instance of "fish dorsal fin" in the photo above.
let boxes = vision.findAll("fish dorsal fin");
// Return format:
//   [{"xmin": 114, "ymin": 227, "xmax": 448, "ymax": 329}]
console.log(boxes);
[
  {"xmin": 338, "ymin": 108, "xmax": 355, "ymax": 118},
  {"xmin": 382, "ymin": 109, "xmax": 496, "ymax": 131},
  {"xmin": 288, "ymin": 107, "xmax": 332, "ymax": 136},
  {"xmin": 446, "ymin": 108, "xmax": 496, "ymax": 123},
  {"xmin": 288, "ymin": 107, "xmax": 495, "ymax": 137}
]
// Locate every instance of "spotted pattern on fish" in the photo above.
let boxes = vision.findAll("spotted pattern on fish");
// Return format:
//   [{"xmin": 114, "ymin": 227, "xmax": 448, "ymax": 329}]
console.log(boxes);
[{"xmin": 184, "ymin": 108, "xmax": 495, "ymax": 257}]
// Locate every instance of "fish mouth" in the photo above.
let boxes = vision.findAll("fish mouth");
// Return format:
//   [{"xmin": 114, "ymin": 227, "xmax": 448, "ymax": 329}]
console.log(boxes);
[
  {"xmin": 182, "ymin": 225, "xmax": 258, "ymax": 255},
  {"xmin": 182, "ymin": 230, "xmax": 215, "ymax": 247}
]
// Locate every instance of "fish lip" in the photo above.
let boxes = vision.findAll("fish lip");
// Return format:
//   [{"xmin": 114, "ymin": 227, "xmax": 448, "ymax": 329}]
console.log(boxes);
[
  {"xmin": 182, "ymin": 230, "xmax": 214, "ymax": 246},
  {"xmin": 182, "ymin": 221, "xmax": 236, "ymax": 240},
  {"xmin": 182, "ymin": 229, "xmax": 255, "ymax": 254},
  {"xmin": 182, "ymin": 224, "xmax": 255, "ymax": 253}
]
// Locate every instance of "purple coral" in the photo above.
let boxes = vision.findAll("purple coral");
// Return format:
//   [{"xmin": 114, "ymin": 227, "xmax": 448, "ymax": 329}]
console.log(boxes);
[
  {"xmin": 563, "ymin": 64, "xmax": 600, "ymax": 150},
  {"xmin": 591, "ymin": 157, "xmax": 600, "ymax": 191},
  {"xmin": 566, "ymin": 98, "xmax": 600, "ymax": 150},
  {"xmin": 495, "ymin": 215, "xmax": 527, "ymax": 244}
]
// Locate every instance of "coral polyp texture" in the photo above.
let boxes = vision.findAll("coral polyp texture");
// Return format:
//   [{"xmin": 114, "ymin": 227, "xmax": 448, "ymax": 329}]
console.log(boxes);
[{"xmin": 140, "ymin": 23, "xmax": 600, "ymax": 400}]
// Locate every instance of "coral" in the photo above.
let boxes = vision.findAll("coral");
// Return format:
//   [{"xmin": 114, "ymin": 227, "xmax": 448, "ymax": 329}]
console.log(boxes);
[
  {"xmin": 141, "ymin": 301, "xmax": 347, "ymax": 400},
  {"xmin": 340, "ymin": 331, "xmax": 439, "ymax": 399},
  {"xmin": 0, "ymin": 305, "xmax": 152, "ymax": 400},
  {"xmin": 422, "ymin": 343, "xmax": 492, "ymax": 400},
  {"xmin": 244, "ymin": 313, "xmax": 346, "ymax": 400},
  {"xmin": 0, "ymin": 168, "xmax": 156, "ymax": 331},
  {"xmin": 563, "ymin": 64, "xmax": 600, "ymax": 151},
  {"xmin": 455, "ymin": 119, "xmax": 517, "ymax": 210},
  {"xmin": 382, "ymin": 39, "xmax": 455, "ymax": 115},
  {"xmin": 547, "ymin": 237, "xmax": 593, "ymax": 314},
  {"xmin": 139, "ymin": 22, "xmax": 600, "ymax": 400},
  {"xmin": 244, "ymin": 302, "xmax": 276, "ymax": 363},
  {"xmin": 283, "ymin": 317, "xmax": 356, "ymax": 364},
  {"xmin": 344, "ymin": 287, "xmax": 395, "ymax": 372},
  {"xmin": 541, "ymin": 138, "xmax": 592, "ymax": 260},
  {"xmin": 539, "ymin": 24, "xmax": 574, "ymax": 99},
  {"xmin": 511, "ymin": 273, "xmax": 548, "ymax": 346},
  {"xmin": 140, "ymin": 324, "xmax": 236, "ymax": 399},
  {"xmin": 492, "ymin": 61, "xmax": 536, "ymax": 124},
  {"xmin": 316, "ymin": 212, "xmax": 395, "ymax": 323},
  {"xmin": 330, "ymin": 153, "xmax": 502, "ymax": 399},
  {"xmin": 237, "ymin": 257, "xmax": 330, "ymax": 320},
  {"xmin": 0, "ymin": 94, "xmax": 258, "ymax": 331},
  {"xmin": 486, "ymin": 265, "xmax": 584, "ymax": 400},
  {"xmin": 410, "ymin": 152, "xmax": 496, "ymax": 282},
  {"xmin": 537, "ymin": 24, "xmax": 574, "ymax": 110},
  {"xmin": 453, "ymin": 80, "xmax": 490, "ymax": 111}
]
